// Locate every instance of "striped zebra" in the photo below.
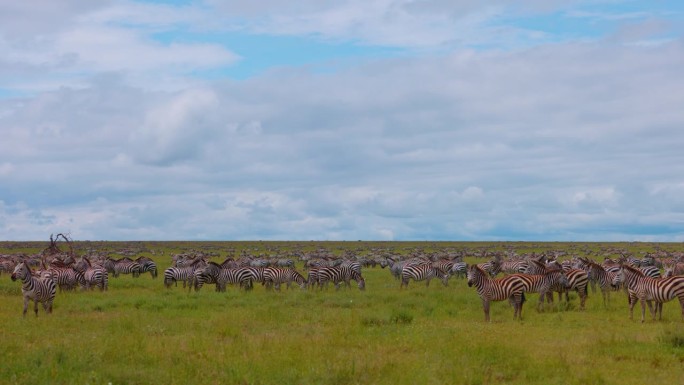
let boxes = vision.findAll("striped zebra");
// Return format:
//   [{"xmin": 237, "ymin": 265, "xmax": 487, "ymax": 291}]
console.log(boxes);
[
  {"xmin": 46, "ymin": 264, "xmax": 82, "ymax": 292},
  {"xmin": 639, "ymin": 265, "xmax": 661, "ymax": 279},
  {"xmin": 11, "ymin": 261, "xmax": 57, "ymax": 317},
  {"xmin": 466, "ymin": 264, "xmax": 527, "ymax": 322},
  {"xmin": 136, "ymin": 257, "xmax": 158, "ymax": 279},
  {"xmin": 306, "ymin": 267, "xmax": 321, "ymax": 290},
  {"xmin": 105, "ymin": 258, "xmax": 142, "ymax": 278},
  {"xmin": 400, "ymin": 263, "xmax": 449, "ymax": 288},
  {"xmin": 500, "ymin": 260, "xmax": 528, "ymax": 275},
  {"xmin": 164, "ymin": 259, "xmax": 205, "ymax": 290},
  {"xmin": 476, "ymin": 258, "xmax": 502, "ymax": 277},
  {"xmin": 613, "ymin": 264, "xmax": 684, "ymax": 322},
  {"xmin": 515, "ymin": 270, "xmax": 569, "ymax": 311},
  {"xmin": 74, "ymin": 257, "xmax": 108, "ymax": 291},
  {"xmin": 316, "ymin": 266, "xmax": 365, "ymax": 290},
  {"xmin": 577, "ymin": 258, "xmax": 615, "ymax": 307},
  {"xmin": 527, "ymin": 259, "xmax": 589, "ymax": 310},
  {"xmin": 450, "ymin": 262, "xmax": 467, "ymax": 279},
  {"xmin": 195, "ymin": 264, "xmax": 254, "ymax": 292},
  {"xmin": 263, "ymin": 267, "xmax": 306, "ymax": 291}
]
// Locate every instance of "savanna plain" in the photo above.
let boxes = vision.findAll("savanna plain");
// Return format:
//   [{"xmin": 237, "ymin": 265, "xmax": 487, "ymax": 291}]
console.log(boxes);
[{"xmin": 1, "ymin": 240, "xmax": 684, "ymax": 385}]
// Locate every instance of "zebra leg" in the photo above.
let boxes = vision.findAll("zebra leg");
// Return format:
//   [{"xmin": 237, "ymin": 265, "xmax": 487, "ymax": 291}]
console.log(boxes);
[
  {"xmin": 482, "ymin": 299, "xmax": 490, "ymax": 322},
  {"xmin": 640, "ymin": 299, "xmax": 646, "ymax": 323},
  {"xmin": 646, "ymin": 301, "xmax": 656, "ymax": 321},
  {"xmin": 34, "ymin": 299, "xmax": 39, "ymax": 317},
  {"xmin": 22, "ymin": 296, "xmax": 29, "ymax": 317}
]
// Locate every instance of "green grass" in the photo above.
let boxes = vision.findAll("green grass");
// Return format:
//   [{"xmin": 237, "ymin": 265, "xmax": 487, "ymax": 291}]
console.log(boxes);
[{"xmin": 1, "ymin": 241, "xmax": 684, "ymax": 384}]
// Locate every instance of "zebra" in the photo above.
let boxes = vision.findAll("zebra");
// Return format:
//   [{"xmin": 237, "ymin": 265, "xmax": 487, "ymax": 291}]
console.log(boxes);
[
  {"xmin": 275, "ymin": 259, "xmax": 295, "ymax": 268},
  {"xmin": 74, "ymin": 257, "xmax": 108, "ymax": 291},
  {"xmin": 215, "ymin": 267, "xmax": 255, "ymax": 291},
  {"xmin": 164, "ymin": 259, "xmax": 205, "ymax": 290},
  {"xmin": 316, "ymin": 266, "xmax": 365, "ymax": 290},
  {"xmin": 613, "ymin": 264, "xmax": 684, "ymax": 322},
  {"xmin": 664, "ymin": 263, "xmax": 684, "ymax": 277},
  {"xmin": 577, "ymin": 258, "xmax": 615, "ymax": 307},
  {"xmin": 306, "ymin": 267, "xmax": 321, "ymax": 290},
  {"xmin": 450, "ymin": 262, "xmax": 467, "ymax": 279},
  {"xmin": 400, "ymin": 263, "xmax": 449, "ymax": 288},
  {"xmin": 466, "ymin": 264, "xmax": 527, "ymax": 322},
  {"xmin": 263, "ymin": 267, "xmax": 307, "ymax": 291},
  {"xmin": 500, "ymin": 259, "xmax": 528, "ymax": 275},
  {"xmin": 476, "ymin": 258, "xmax": 502, "ymax": 277},
  {"xmin": 514, "ymin": 270, "xmax": 569, "ymax": 311},
  {"xmin": 46, "ymin": 264, "xmax": 82, "ymax": 292},
  {"xmin": 11, "ymin": 261, "xmax": 57, "ymax": 317},
  {"xmin": 136, "ymin": 257, "xmax": 158, "ymax": 278},
  {"xmin": 194, "ymin": 264, "xmax": 254, "ymax": 292},
  {"xmin": 114, "ymin": 258, "xmax": 142, "ymax": 278},
  {"xmin": 527, "ymin": 259, "xmax": 589, "ymax": 310}
]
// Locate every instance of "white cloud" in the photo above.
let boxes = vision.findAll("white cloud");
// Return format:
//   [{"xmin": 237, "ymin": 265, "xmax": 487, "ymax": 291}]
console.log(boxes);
[{"xmin": 1, "ymin": 1, "xmax": 683, "ymax": 241}]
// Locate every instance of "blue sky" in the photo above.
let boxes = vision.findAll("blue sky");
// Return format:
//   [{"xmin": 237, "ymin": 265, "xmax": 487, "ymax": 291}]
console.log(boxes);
[{"xmin": 1, "ymin": 0, "xmax": 684, "ymax": 241}]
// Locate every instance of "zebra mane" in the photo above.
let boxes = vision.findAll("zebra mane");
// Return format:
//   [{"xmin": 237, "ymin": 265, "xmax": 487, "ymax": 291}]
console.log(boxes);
[
  {"xmin": 621, "ymin": 264, "xmax": 645, "ymax": 276},
  {"xmin": 207, "ymin": 261, "xmax": 222, "ymax": 268}
]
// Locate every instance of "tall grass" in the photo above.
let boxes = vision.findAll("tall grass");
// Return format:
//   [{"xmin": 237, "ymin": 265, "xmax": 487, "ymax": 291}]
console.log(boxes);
[{"xmin": 1, "ymin": 241, "xmax": 684, "ymax": 384}]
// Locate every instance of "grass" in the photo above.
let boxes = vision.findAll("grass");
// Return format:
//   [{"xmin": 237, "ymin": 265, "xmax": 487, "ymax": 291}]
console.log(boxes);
[{"xmin": 1, "ymin": 241, "xmax": 684, "ymax": 384}]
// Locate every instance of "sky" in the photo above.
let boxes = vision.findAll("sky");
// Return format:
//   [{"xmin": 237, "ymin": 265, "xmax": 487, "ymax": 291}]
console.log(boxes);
[{"xmin": 1, "ymin": 0, "xmax": 684, "ymax": 242}]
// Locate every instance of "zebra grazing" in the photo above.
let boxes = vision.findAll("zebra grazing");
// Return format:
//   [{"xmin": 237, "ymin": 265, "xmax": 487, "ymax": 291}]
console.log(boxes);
[
  {"xmin": 316, "ymin": 266, "xmax": 365, "ymax": 291},
  {"xmin": 466, "ymin": 264, "xmax": 527, "ymax": 322},
  {"xmin": 11, "ymin": 262, "xmax": 57, "ymax": 317},
  {"xmin": 613, "ymin": 264, "xmax": 684, "ymax": 322},
  {"xmin": 400, "ymin": 263, "xmax": 449, "ymax": 288},
  {"xmin": 263, "ymin": 267, "xmax": 307, "ymax": 291}
]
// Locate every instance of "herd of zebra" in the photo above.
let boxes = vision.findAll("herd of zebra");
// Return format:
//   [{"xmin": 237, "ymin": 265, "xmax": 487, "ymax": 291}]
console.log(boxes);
[
  {"xmin": 466, "ymin": 254, "xmax": 684, "ymax": 322},
  {"xmin": 1, "ymin": 253, "xmax": 156, "ymax": 317},
  {"xmin": 4, "ymin": 249, "xmax": 684, "ymax": 323}
]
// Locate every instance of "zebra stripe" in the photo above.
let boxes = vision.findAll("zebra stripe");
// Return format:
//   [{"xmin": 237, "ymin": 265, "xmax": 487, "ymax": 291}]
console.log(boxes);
[
  {"xmin": 400, "ymin": 263, "xmax": 449, "ymax": 288},
  {"xmin": 11, "ymin": 262, "xmax": 57, "ymax": 317},
  {"xmin": 466, "ymin": 264, "xmax": 526, "ymax": 322}
]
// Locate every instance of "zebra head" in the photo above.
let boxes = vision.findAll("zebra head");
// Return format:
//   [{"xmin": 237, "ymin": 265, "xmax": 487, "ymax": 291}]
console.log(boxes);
[
  {"xmin": 357, "ymin": 277, "xmax": 366, "ymax": 291},
  {"xmin": 466, "ymin": 265, "xmax": 480, "ymax": 287},
  {"xmin": 11, "ymin": 261, "xmax": 29, "ymax": 281}
]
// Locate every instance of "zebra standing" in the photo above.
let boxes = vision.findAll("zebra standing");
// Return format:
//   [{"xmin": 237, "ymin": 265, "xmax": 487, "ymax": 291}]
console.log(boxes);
[
  {"xmin": 612, "ymin": 264, "xmax": 684, "ymax": 322},
  {"xmin": 577, "ymin": 258, "xmax": 615, "ymax": 307},
  {"xmin": 136, "ymin": 257, "xmax": 158, "ymax": 278},
  {"xmin": 11, "ymin": 261, "xmax": 57, "ymax": 317},
  {"xmin": 466, "ymin": 264, "xmax": 527, "ymax": 322},
  {"xmin": 450, "ymin": 261, "xmax": 468, "ymax": 279},
  {"xmin": 74, "ymin": 257, "xmax": 108, "ymax": 291},
  {"xmin": 514, "ymin": 270, "xmax": 569, "ymax": 311},
  {"xmin": 400, "ymin": 263, "xmax": 449, "ymax": 288},
  {"xmin": 164, "ymin": 259, "xmax": 206, "ymax": 290}
]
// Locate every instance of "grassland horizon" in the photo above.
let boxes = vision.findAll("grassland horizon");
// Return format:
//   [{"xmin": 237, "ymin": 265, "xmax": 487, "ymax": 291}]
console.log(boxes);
[{"xmin": 1, "ymin": 240, "xmax": 683, "ymax": 385}]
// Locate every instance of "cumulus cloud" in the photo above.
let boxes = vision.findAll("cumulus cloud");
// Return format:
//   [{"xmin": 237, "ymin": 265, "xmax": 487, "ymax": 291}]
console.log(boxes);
[{"xmin": 1, "ymin": 1, "xmax": 683, "ymax": 241}]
